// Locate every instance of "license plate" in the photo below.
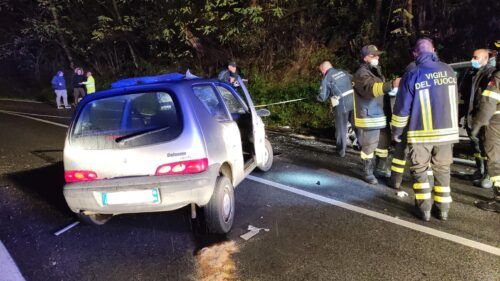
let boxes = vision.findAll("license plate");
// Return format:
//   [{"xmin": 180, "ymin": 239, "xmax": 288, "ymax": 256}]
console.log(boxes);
[{"xmin": 101, "ymin": 188, "xmax": 160, "ymax": 206}]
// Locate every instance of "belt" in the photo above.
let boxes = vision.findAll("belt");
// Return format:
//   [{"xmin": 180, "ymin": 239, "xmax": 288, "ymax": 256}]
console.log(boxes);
[{"xmin": 341, "ymin": 89, "xmax": 353, "ymax": 97}]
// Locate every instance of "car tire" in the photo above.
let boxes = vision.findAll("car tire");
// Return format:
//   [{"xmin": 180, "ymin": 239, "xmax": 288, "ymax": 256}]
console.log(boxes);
[
  {"xmin": 204, "ymin": 176, "xmax": 235, "ymax": 234},
  {"xmin": 257, "ymin": 139, "xmax": 273, "ymax": 172},
  {"xmin": 77, "ymin": 212, "xmax": 113, "ymax": 226}
]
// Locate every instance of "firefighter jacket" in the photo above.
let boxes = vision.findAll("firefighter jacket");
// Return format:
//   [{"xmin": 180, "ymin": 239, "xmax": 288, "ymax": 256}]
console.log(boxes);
[
  {"xmin": 317, "ymin": 67, "xmax": 354, "ymax": 114},
  {"xmin": 353, "ymin": 63, "xmax": 393, "ymax": 129},
  {"xmin": 392, "ymin": 52, "xmax": 459, "ymax": 144},
  {"xmin": 459, "ymin": 64, "xmax": 496, "ymax": 129},
  {"xmin": 472, "ymin": 70, "xmax": 500, "ymax": 128}
]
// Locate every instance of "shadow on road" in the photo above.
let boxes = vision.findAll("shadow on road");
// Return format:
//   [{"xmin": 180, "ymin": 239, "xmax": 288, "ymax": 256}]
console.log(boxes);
[{"xmin": 7, "ymin": 161, "xmax": 72, "ymax": 216}]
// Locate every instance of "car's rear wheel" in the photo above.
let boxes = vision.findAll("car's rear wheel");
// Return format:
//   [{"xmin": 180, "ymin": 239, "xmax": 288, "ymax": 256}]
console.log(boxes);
[
  {"xmin": 204, "ymin": 176, "xmax": 234, "ymax": 234},
  {"xmin": 77, "ymin": 212, "xmax": 113, "ymax": 225},
  {"xmin": 257, "ymin": 139, "xmax": 273, "ymax": 172}
]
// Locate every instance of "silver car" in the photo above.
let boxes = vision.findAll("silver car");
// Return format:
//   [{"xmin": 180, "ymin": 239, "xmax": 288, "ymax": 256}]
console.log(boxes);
[{"xmin": 63, "ymin": 73, "xmax": 273, "ymax": 233}]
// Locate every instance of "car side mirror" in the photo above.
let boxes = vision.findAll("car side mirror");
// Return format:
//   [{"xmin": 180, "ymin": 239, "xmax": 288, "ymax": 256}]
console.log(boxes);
[{"xmin": 256, "ymin": 108, "xmax": 270, "ymax": 117}]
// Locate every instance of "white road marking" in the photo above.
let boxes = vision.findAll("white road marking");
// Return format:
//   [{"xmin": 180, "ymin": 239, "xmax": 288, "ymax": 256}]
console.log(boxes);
[
  {"xmin": 0, "ymin": 241, "xmax": 26, "ymax": 281},
  {"xmin": 2, "ymin": 106, "xmax": 498, "ymax": 256},
  {"xmin": 0, "ymin": 98, "xmax": 43, "ymax": 103},
  {"xmin": 247, "ymin": 175, "xmax": 500, "ymax": 257},
  {"xmin": 0, "ymin": 110, "xmax": 69, "ymax": 128},
  {"xmin": 54, "ymin": 221, "xmax": 80, "ymax": 236},
  {"xmin": 0, "ymin": 110, "xmax": 71, "ymax": 119}
]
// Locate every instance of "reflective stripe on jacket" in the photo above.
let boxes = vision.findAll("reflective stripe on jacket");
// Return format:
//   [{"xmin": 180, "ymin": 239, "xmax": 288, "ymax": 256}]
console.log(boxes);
[
  {"xmin": 392, "ymin": 52, "xmax": 459, "ymax": 144},
  {"xmin": 317, "ymin": 68, "xmax": 354, "ymax": 113},
  {"xmin": 352, "ymin": 63, "xmax": 393, "ymax": 129}
]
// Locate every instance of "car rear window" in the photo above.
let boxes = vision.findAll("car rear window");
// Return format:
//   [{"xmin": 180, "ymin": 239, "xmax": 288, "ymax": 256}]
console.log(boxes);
[{"xmin": 70, "ymin": 91, "xmax": 182, "ymax": 149}]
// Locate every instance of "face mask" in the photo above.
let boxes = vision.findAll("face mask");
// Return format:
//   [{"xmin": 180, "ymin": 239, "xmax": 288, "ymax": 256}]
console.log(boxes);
[
  {"xmin": 370, "ymin": 59, "xmax": 379, "ymax": 67},
  {"xmin": 471, "ymin": 59, "xmax": 482, "ymax": 69},
  {"xmin": 488, "ymin": 58, "xmax": 496, "ymax": 68}
]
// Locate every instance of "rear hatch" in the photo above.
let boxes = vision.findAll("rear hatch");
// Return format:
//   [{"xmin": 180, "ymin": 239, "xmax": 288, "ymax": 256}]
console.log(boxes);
[{"xmin": 64, "ymin": 90, "xmax": 207, "ymax": 181}]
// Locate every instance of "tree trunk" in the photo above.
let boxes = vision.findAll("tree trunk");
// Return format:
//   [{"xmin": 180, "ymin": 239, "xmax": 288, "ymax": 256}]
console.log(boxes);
[
  {"xmin": 374, "ymin": 0, "xmax": 383, "ymax": 39},
  {"xmin": 111, "ymin": 0, "xmax": 139, "ymax": 69},
  {"xmin": 47, "ymin": 0, "xmax": 75, "ymax": 69}
]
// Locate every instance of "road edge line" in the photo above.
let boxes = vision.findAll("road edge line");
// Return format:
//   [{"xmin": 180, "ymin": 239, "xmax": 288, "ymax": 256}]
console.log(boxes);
[
  {"xmin": 0, "ymin": 110, "xmax": 69, "ymax": 128},
  {"xmin": 247, "ymin": 175, "xmax": 500, "ymax": 257},
  {"xmin": 0, "ymin": 241, "xmax": 26, "ymax": 281}
]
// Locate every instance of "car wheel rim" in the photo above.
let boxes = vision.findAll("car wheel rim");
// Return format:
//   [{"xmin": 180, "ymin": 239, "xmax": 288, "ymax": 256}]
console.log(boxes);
[
  {"xmin": 222, "ymin": 190, "xmax": 232, "ymax": 222},
  {"xmin": 263, "ymin": 149, "xmax": 269, "ymax": 165}
]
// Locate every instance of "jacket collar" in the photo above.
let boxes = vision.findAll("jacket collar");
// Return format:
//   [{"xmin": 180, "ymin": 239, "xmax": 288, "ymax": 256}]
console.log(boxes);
[{"xmin": 416, "ymin": 52, "xmax": 439, "ymax": 65}]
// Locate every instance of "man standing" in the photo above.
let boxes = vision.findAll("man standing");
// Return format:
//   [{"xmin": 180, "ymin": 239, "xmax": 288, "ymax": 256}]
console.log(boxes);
[
  {"xmin": 459, "ymin": 49, "xmax": 496, "ymax": 188},
  {"xmin": 353, "ymin": 45, "xmax": 400, "ymax": 184},
  {"xmin": 317, "ymin": 61, "xmax": 355, "ymax": 157},
  {"xmin": 51, "ymin": 70, "xmax": 71, "ymax": 109},
  {"xmin": 471, "ymin": 53, "xmax": 500, "ymax": 213},
  {"xmin": 392, "ymin": 38, "xmax": 459, "ymax": 221},
  {"xmin": 218, "ymin": 61, "xmax": 239, "ymax": 87},
  {"xmin": 71, "ymin": 68, "xmax": 86, "ymax": 105},
  {"xmin": 81, "ymin": 71, "xmax": 96, "ymax": 94}
]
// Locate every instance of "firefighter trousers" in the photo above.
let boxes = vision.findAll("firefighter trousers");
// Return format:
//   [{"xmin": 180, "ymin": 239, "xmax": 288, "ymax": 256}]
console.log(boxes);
[
  {"xmin": 466, "ymin": 126, "xmax": 487, "ymax": 176},
  {"xmin": 359, "ymin": 127, "xmax": 390, "ymax": 161},
  {"xmin": 484, "ymin": 124, "xmax": 500, "ymax": 198},
  {"xmin": 334, "ymin": 109, "xmax": 354, "ymax": 156},
  {"xmin": 409, "ymin": 144, "xmax": 453, "ymax": 213}
]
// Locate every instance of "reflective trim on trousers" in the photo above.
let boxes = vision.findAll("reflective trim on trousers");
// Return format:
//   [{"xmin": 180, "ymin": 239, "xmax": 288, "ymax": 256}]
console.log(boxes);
[{"xmin": 361, "ymin": 151, "xmax": 374, "ymax": 160}]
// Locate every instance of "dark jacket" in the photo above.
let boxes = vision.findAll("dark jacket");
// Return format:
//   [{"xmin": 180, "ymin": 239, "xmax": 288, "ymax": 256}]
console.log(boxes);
[
  {"xmin": 71, "ymin": 74, "xmax": 86, "ymax": 89},
  {"xmin": 51, "ymin": 75, "xmax": 66, "ymax": 90},
  {"xmin": 317, "ymin": 67, "xmax": 354, "ymax": 113},
  {"xmin": 473, "ymin": 70, "xmax": 500, "ymax": 128},
  {"xmin": 392, "ymin": 52, "xmax": 459, "ymax": 144},
  {"xmin": 352, "ymin": 63, "xmax": 393, "ymax": 129},
  {"xmin": 459, "ymin": 64, "xmax": 496, "ymax": 128},
  {"xmin": 218, "ymin": 69, "xmax": 238, "ymax": 83}
]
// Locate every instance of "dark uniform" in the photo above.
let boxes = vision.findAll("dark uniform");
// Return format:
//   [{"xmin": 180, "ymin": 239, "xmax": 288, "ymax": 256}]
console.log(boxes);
[
  {"xmin": 389, "ymin": 62, "xmax": 434, "ymax": 189},
  {"xmin": 353, "ymin": 63, "xmax": 394, "ymax": 183},
  {"xmin": 317, "ymin": 67, "xmax": 354, "ymax": 157},
  {"xmin": 459, "ymin": 64, "xmax": 496, "ymax": 185},
  {"xmin": 392, "ymin": 52, "xmax": 459, "ymax": 220},
  {"xmin": 472, "ymin": 70, "xmax": 500, "ymax": 212},
  {"xmin": 218, "ymin": 69, "xmax": 238, "ymax": 84}
]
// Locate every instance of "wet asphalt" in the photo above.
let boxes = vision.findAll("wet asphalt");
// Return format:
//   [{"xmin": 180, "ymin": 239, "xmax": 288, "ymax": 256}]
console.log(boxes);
[{"xmin": 0, "ymin": 100, "xmax": 498, "ymax": 281}]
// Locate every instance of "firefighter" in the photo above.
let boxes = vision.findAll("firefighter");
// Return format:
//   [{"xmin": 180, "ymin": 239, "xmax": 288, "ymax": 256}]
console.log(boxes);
[
  {"xmin": 471, "ymin": 51, "xmax": 500, "ymax": 213},
  {"xmin": 317, "ymin": 61, "xmax": 355, "ymax": 157},
  {"xmin": 392, "ymin": 38, "xmax": 459, "ymax": 221},
  {"xmin": 353, "ymin": 45, "xmax": 400, "ymax": 184},
  {"xmin": 459, "ymin": 49, "xmax": 496, "ymax": 188}
]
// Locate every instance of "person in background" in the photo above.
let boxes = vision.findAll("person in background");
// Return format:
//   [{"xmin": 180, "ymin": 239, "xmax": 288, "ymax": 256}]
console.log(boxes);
[
  {"xmin": 81, "ymin": 71, "xmax": 96, "ymax": 94},
  {"xmin": 352, "ymin": 45, "xmax": 400, "ymax": 184},
  {"xmin": 392, "ymin": 38, "xmax": 458, "ymax": 221},
  {"xmin": 317, "ymin": 61, "xmax": 355, "ymax": 157},
  {"xmin": 459, "ymin": 49, "xmax": 496, "ymax": 188},
  {"xmin": 218, "ymin": 61, "xmax": 239, "ymax": 87},
  {"xmin": 71, "ymin": 68, "xmax": 86, "ymax": 105},
  {"xmin": 471, "ymin": 45, "xmax": 500, "ymax": 213},
  {"xmin": 51, "ymin": 70, "xmax": 70, "ymax": 109}
]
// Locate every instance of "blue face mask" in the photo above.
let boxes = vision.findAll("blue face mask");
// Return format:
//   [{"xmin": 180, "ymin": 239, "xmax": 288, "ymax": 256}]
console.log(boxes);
[{"xmin": 471, "ymin": 60, "xmax": 482, "ymax": 69}]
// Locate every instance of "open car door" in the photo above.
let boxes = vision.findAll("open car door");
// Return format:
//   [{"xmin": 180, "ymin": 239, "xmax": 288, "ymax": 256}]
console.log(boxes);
[{"xmin": 236, "ymin": 76, "xmax": 267, "ymax": 166}]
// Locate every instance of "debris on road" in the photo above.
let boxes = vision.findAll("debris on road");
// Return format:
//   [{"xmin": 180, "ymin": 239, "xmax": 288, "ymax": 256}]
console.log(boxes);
[
  {"xmin": 54, "ymin": 221, "xmax": 80, "ymax": 236},
  {"xmin": 240, "ymin": 225, "xmax": 270, "ymax": 241},
  {"xmin": 396, "ymin": 191, "xmax": 409, "ymax": 198},
  {"xmin": 196, "ymin": 241, "xmax": 238, "ymax": 281},
  {"xmin": 316, "ymin": 181, "xmax": 321, "ymax": 185}
]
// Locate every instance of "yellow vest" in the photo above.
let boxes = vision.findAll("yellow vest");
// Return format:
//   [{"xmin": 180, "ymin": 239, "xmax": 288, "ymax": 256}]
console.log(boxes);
[{"xmin": 83, "ymin": 76, "xmax": 96, "ymax": 94}]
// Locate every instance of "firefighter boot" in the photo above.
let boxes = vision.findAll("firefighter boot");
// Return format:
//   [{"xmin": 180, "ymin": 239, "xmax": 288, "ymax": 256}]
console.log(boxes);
[
  {"xmin": 389, "ymin": 172, "xmax": 403, "ymax": 189},
  {"xmin": 473, "ymin": 175, "xmax": 493, "ymax": 189},
  {"xmin": 471, "ymin": 158, "xmax": 485, "ymax": 181},
  {"xmin": 374, "ymin": 157, "xmax": 391, "ymax": 178},
  {"xmin": 363, "ymin": 159, "xmax": 378, "ymax": 185},
  {"xmin": 475, "ymin": 198, "xmax": 500, "ymax": 213}
]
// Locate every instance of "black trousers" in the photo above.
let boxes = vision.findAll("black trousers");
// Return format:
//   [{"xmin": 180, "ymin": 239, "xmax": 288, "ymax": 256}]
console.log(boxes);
[
  {"xmin": 409, "ymin": 144, "xmax": 453, "ymax": 213},
  {"xmin": 335, "ymin": 109, "xmax": 354, "ymax": 155},
  {"xmin": 484, "ymin": 124, "xmax": 500, "ymax": 198}
]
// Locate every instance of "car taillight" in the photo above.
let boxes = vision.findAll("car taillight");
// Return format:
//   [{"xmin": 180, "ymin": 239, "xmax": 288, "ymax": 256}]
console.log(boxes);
[
  {"xmin": 155, "ymin": 158, "xmax": 208, "ymax": 176},
  {"xmin": 65, "ymin": 170, "xmax": 98, "ymax": 183}
]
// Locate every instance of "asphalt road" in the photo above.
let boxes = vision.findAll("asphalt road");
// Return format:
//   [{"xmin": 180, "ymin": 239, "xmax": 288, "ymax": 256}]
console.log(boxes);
[{"xmin": 0, "ymin": 100, "xmax": 498, "ymax": 281}]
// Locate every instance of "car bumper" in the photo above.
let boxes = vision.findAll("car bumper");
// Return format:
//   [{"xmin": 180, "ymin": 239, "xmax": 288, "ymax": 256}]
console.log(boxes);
[{"xmin": 63, "ymin": 165, "xmax": 219, "ymax": 214}]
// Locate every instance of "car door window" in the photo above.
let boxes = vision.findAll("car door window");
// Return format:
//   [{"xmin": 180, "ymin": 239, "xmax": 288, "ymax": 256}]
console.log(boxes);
[
  {"xmin": 192, "ymin": 85, "xmax": 230, "ymax": 121},
  {"xmin": 217, "ymin": 86, "xmax": 247, "ymax": 114}
]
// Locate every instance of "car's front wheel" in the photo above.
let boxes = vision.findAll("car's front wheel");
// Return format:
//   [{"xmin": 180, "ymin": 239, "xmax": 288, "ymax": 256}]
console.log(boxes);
[
  {"xmin": 77, "ymin": 212, "xmax": 113, "ymax": 225},
  {"xmin": 204, "ymin": 176, "xmax": 235, "ymax": 234}
]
